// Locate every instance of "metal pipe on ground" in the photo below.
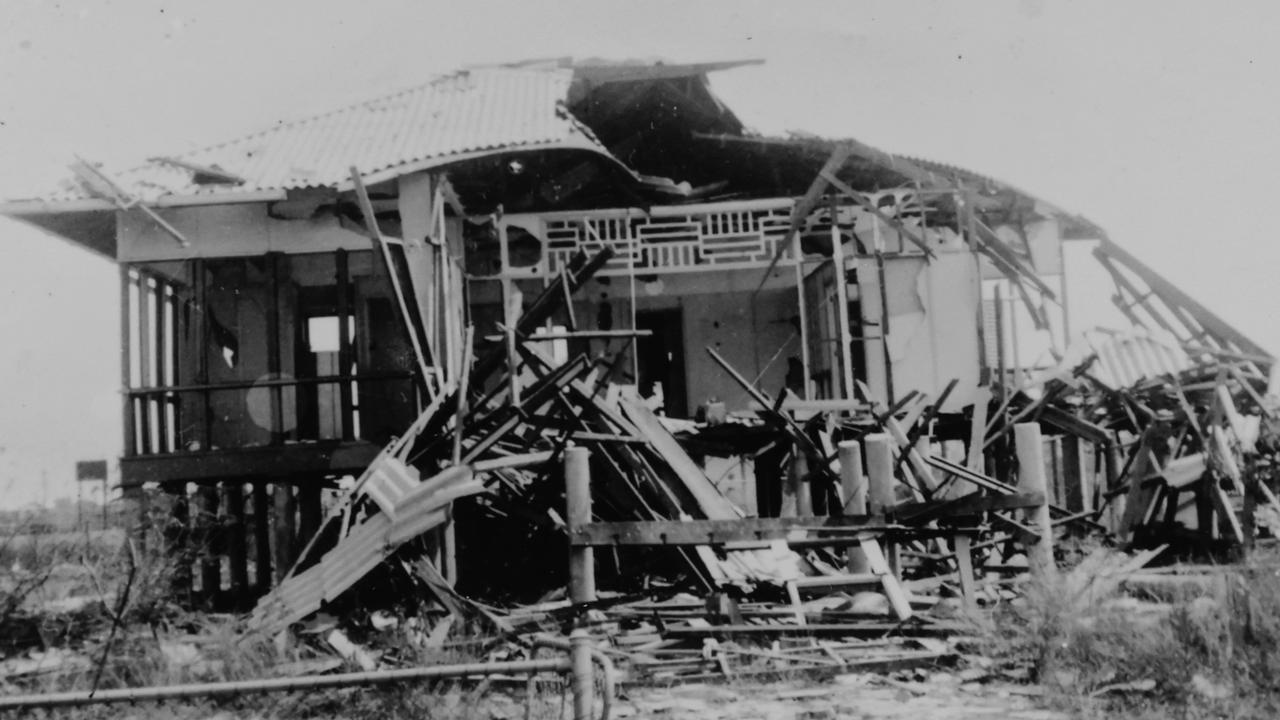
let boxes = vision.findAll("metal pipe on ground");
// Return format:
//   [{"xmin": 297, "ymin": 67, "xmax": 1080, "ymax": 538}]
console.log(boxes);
[
  {"xmin": 533, "ymin": 633, "xmax": 615, "ymax": 720},
  {"xmin": 0, "ymin": 656, "xmax": 612, "ymax": 718}
]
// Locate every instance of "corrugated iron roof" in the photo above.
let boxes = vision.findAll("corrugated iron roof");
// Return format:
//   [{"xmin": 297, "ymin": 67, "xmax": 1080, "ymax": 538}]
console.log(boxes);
[
  {"xmin": 1086, "ymin": 329, "xmax": 1194, "ymax": 389},
  {"xmin": 33, "ymin": 67, "xmax": 613, "ymax": 204},
  {"xmin": 1035, "ymin": 328, "xmax": 1198, "ymax": 391}
]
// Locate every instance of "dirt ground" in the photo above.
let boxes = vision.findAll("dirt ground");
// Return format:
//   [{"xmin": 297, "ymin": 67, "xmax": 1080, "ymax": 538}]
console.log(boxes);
[
  {"xmin": 615, "ymin": 674, "xmax": 1066, "ymax": 720},
  {"xmin": 22, "ymin": 674, "xmax": 1065, "ymax": 720}
]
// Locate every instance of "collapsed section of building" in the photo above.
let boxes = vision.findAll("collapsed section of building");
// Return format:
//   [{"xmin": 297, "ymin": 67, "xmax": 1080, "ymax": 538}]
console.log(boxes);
[{"xmin": 3, "ymin": 57, "xmax": 1275, "ymax": 638}]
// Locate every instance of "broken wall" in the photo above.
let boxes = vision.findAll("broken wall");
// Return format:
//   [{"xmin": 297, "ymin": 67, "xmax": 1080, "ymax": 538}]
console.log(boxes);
[
  {"xmin": 466, "ymin": 269, "xmax": 797, "ymax": 417},
  {"xmin": 857, "ymin": 249, "xmax": 982, "ymax": 413}
]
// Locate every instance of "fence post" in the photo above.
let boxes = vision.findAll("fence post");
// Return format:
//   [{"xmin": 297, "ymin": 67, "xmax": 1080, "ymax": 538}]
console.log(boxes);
[
  {"xmin": 1015, "ymin": 423, "xmax": 1056, "ymax": 580},
  {"xmin": 564, "ymin": 446, "xmax": 595, "ymax": 720},
  {"xmin": 838, "ymin": 440, "xmax": 870, "ymax": 573},
  {"xmin": 864, "ymin": 434, "xmax": 898, "ymax": 575}
]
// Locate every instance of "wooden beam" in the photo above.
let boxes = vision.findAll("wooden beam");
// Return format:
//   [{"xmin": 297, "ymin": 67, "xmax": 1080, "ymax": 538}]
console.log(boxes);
[
  {"xmin": 756, "ymin": 146, "xmax": 852, "ymax": 292},
  {"xmin": 819, "ymin": 171, "xmax": 935, "ymax": 260},
  {"xmin": 147, "ymin": 156, "xmax": 246, "ymax": 185},
  {"xmin": 349, "ymin": 166, "xmax": 435, "ymax": 398},
  {"xmin": 568, "ymin": 515, "xmax": 893, "ymax": 546},
  {"xmin": 483, "ymin": 329, "xmax": 653, "ymax": 342},
  {"xmin": 70, "ymin": 157, "xmax": 189, "ymax": 247},
  {"xmin": 1094, "ymin": 238, "xmax": 1273, "ymax": 361}
]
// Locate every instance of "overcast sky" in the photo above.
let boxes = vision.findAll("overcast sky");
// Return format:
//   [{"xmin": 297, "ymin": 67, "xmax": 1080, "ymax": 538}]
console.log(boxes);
[{"xmin": 2, "ymin": 0, "xmax": 1277, "ymax": 508}]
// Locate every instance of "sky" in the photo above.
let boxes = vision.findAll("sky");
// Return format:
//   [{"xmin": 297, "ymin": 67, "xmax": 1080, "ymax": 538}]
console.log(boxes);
[{"xmin": 1, "ymin": 0, "xmax": 1278, "ymax": 507}]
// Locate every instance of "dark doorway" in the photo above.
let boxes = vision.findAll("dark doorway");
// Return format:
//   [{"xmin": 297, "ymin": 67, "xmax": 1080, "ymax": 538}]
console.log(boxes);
[
  {"xmin": 359, "ymin": 296, "xmax": 418, "ymax": 443},
  {"xmin": 635, "ymin": 308, "xmax": 688, "ymax": 418}
]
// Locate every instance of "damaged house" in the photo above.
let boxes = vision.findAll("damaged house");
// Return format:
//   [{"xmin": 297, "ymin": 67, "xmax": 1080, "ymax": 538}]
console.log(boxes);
[{"xmin": 3, "ymin": 58, "xmax": 1274, "ymax": 624}]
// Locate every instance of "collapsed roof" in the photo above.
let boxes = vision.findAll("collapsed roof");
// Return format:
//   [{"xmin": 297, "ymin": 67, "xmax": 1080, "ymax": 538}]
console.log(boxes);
[{"xmin": 1, "ymin": 58, "xmax": 1101, "ymax": 256}]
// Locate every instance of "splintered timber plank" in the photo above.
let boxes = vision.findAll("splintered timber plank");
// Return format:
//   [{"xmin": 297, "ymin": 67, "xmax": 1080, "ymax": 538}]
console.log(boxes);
[
  {"xmin": 953, "ymin": 534, "xmax": 978, "ymax": 613},
  {"xmin": 460, "ymin": 355, "xmax": 589, "ymax": 463},
  {"xmin": 966, "ymin": 386, "xmax": 991, "ymax": 473},
  {"xmin": 704, "ymin": 346, "xmax": 838, "ymax": 490},
  {"xmin": 893, "ymin": 491, "xmax": 1046, "ymax": 524},
  {"xmin": 569, "ymin": 516, "xmax": 889, "ymax": 546},
  {"xmin": 859, "ymin": 538, "xmax": 913, "ymax": 621},
  {"xmin": 620, "ymin": 398, "xmax": 743, "ymax": 520},
  {"xmin": 1255, "ymin": 481, "xmax": 1280, "ymax": 520},
  {"xmin": 925, "ymin": 454, "xmax": 1107, "ymax": 530},
  {"xmin": 1117, "ymin": 436, "xmax": 1159, "ymax": 541},
  {"xmin": 471, "ymin": 247, "xmax": 614, "ymax": 385},
  {"xmin": 1210, "ymin": 483, "xmax": 1245, "ymax": 545}
]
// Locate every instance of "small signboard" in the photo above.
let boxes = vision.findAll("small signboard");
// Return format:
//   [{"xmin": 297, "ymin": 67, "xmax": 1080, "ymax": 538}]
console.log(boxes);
[{"xmin": 76, "ymin": 460, "xmax": 108, "ymax": 483}]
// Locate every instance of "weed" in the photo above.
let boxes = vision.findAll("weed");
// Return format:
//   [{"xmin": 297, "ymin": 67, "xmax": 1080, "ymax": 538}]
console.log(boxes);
[{"xmin": 988, "ymin": 558, "xmax": 1280, "ymax": 719}]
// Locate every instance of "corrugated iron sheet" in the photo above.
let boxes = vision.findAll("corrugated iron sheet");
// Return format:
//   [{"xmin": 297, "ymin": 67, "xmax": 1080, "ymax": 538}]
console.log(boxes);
[
  {"xmin": 1085, "ymin": 329, "xmax": 1194, "ymax": 389},
  {"xmin": 362, "ymin": 457, "xmax": 419, "ymax": 518},
  {"xmin": 39, "ymin": 68, "xmax": 607, "ymax": 203},
  {"xmin": 249, "ymin": 464, "xmax": 487, "ymax": 633},
  {"xmin": 321, "ymin": 514, "xmax": 392, "ymax": 603}
]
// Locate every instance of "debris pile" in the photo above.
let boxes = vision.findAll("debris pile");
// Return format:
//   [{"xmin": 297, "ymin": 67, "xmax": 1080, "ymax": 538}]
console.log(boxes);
[
  {"xmin": 1009, "ymin": 328, "xmax": 1280, "ymax": 557},
  {"xmin": 235, "ymin": 246, "xmax": 1125, "ymax": 689}
]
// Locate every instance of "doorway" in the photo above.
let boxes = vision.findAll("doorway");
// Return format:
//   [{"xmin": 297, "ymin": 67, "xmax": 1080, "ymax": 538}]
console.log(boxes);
[{"xmin": 635, "ymin": 308, "xmax": 688, "ymax": 418}]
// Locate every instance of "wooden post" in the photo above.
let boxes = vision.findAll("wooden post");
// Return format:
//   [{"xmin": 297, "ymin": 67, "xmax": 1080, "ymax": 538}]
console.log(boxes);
[
  {"xmin": 252, "ymin": 482, "xmax": 272, "ymax": 593},
  {"xmin": 791, "ymin": 230, "xmax": 812, "ymax": 400},
  {"xmin": 272, "ymin": 483, "xmax": 296, "ymax": 584},
  {"xmin": 839, "ymin": 440, "xmax": 870, "ymax": 573},
  {"xmin": 564, "ymin": 446, "xmax": 595, "ymax": 720},
  {"xmin": 565, "ymin": 446, "xmax": 595, "ymax": 604},
  {"xmin": 137, "ymin": 272, "xmax": 153, "ymax": 454},
  {"xmin": 1104, "ymin": 441, "xmax": 1124, "ymax": 533},
  {"xmin": 993, "ymin": 284, "xmax": 1007, "ymax": 483},
  {"xmin": 780, "ymin": 450, "xmax": 799, "ymax": 518},
  {"xmin": 498, "ymin": 222, "xmax": 521, "ymax": 406},
  {"xmin": 164, "ymin": 482, "xmax": 192, "ymax": 603},
  {"xmin": 864, "ymin": 433, "xmax": 898, "ymax": 574},
  {"xmin": 336, "ymin": 249, "xmax": 355, "ymax": 440},
  {"xmin": 225, "ymin": 482, "xmax": 248, "ymax": 608},
  {"xmin": 266, "ymin": 252, "xmax": 284, "ymax": 444},
  {"xmin": 1015, "ymin": 423, "xmax": 1056, "ymax": 580},
  {"xmin": 954, "ymin": 534, "xmax": 978, "ymax": 613},
  {"xmin": 1062, "ymin": 435, "xmax": 1086, "ymax": 512},
  {"xmin": 192, "ymin": 258, "xmax": 211, "ymax": 452},
  {"xmin": 1242, "ymin": 455, "xmax": 1257, "ymax": 558},
  {"xmin": 197, "ymin": 484, "xmax": 221, "ymax": 608},
  {"xmin": 792, "ymin": 450, "xmax": 813, "ymax": 517},
  {"xmin": 154, "ymin": 281, "xmax": 168, "ymax": 453},
  {"xmin": 120, "ymin": 265, "xmax": 136, "ymax": 458},
  {"xmin": 298, "ymin": 484, "xmax": 322, "ymax": 553},
  {"xmin": 828, "ymin": 195, "xmax": 856, "ymax": 401}
]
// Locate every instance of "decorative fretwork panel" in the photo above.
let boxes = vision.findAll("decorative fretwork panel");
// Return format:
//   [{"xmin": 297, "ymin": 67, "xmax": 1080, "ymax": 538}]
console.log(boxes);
[
  {"xmin": 514, "ymin": 192, "xmax": 936, "ymax": 278},
  {"xmin": 541, "ymin": 203, "xmax": 798, "ymax": 276}
]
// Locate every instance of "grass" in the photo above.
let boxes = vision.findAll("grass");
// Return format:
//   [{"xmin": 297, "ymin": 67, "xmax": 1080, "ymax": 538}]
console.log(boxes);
[
  {"xmin": 987, "ymin": 557, "xmax": 1280, "ymax": 719},
  {"xmin": 0, "ymin": 505, "xmax": 575, "ymax": 719}
]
